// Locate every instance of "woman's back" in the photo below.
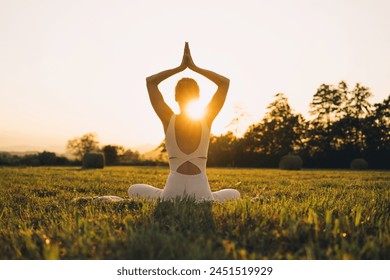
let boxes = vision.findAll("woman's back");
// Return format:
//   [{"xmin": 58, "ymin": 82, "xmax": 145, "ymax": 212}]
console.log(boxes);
[
  {"xmin": 173, "ymin": 115, "xmax": 203, "ymax": 154},
  {"xmin": 165, "ymin": 114, "xmax": 209, "ymax": 175}
]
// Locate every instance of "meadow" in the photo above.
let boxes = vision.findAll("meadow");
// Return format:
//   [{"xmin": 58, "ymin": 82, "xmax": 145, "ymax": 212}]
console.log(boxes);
[{"xmin": 0, "ymin": 166, "xmax": 388, "ymax": 260}]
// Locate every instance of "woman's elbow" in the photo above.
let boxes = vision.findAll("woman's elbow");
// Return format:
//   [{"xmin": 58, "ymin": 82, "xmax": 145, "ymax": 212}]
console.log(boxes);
[
  {"xmin": 146, "ymin": 76, "xmax": 157, "ymax": 88},
  {"xmin": 146, "ymin": 74, "xmax": 158, "ymax": 82},
  {"xmin": 146, "ymin": 76, "xmax": 153, "ymax": 84},
  {"xmin": 220, "ymin": 78, "xmax": 230, "ymax": 90}
]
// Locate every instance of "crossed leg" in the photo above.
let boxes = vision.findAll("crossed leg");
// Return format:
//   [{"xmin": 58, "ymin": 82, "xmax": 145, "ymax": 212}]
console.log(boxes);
[
  {"xmin": 128, "ymin": 184, "xmax": 163, "ymax": 201},
  {"xmin": 212, "ymin": 189, "xmax": 240, "ymax": 202},
  {"xmin": 128, "ymin": 184, "xmax": 240, "ymax": 202}
]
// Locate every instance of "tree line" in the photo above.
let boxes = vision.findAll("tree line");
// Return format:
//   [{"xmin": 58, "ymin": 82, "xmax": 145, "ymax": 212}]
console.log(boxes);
[
  {"xmin": 65, "ymin": 133, "xmax": 154, "ymax": 165},
  {"xmin": 1, "ymin": 81, "xmax": 388, "ymax": 169},
  {"xmin": 0, "ymin": 134, "xmax": 149, "ymax": 167},
  {"xmin": 206, "ymin": 81, "xmax": 389, "ymax": 169}
]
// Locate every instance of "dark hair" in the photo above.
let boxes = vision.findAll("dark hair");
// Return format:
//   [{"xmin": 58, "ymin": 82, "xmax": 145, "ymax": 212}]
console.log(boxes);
[{"xmin": 175, "ymin": 78, "xmax": 200, "ymax": 103}]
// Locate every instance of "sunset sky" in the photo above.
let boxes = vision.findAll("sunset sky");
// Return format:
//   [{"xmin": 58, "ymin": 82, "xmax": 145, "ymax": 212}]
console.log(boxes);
[{"xmin": 1, "ymin": 0, "xmax": 390, "ymax": 153}]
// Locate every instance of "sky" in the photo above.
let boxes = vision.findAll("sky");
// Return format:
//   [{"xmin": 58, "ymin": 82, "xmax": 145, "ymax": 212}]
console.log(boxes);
[{"xmin": 1, "ymin": 0, "xmax": 390, "ymax": 153}]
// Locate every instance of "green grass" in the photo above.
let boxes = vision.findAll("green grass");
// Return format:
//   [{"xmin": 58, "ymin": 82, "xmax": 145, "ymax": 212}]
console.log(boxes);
[{"xmin": 0, "ymin": 166, "xmax": 389, "ymax": 259}]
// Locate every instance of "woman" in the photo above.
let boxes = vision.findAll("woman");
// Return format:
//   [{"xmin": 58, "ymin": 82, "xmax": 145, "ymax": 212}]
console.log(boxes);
[{"xmin": 128, "ymin": 43, "xmax": 240, "ymax": 202}]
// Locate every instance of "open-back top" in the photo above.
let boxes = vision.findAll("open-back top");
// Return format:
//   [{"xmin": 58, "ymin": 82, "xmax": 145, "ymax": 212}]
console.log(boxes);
[{"xmin": 165, "ymin": 115, "xmax": 210, "ymax": 174}]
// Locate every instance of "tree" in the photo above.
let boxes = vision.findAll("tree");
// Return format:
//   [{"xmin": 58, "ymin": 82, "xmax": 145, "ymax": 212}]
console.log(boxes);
[
  {"xmin": 310, "ymin": 83, "xmax": 345, "ymax": 125},
  {"xmin": 37, "ymin": 151, "xmax": 57, "ymax": 165},
  {"xmin": 346, "ymin": 83, "xmax": 373, "ymax": 119},
  {"xmin": 305, "ymin": 81, "xmax": 375, "ymax": 167},
  {"xmin": 66, "ymin": 133, "xmax": 99, "ymax": 160},
  {"xmin": 241, "ymin": 93, "xmax": 306, "ymax": 167},
  {"xmin": 156, "ymin": 140, "xmax": 168, "ymax": 162},
  {"xmin": 307, "ymin": 82, "xmax": 348, "ymax": 156},
  {"xmin": 120, "ymin": 149, "xmax": 141, "ymax": 164},
  {"xmin": 242, "ymin": 123, "xmax": 264, "ymax": 153},
  {"xmin": 363, "ymin": 95, "xmax": 390, "ymax": 168},
  {"xmin": 208, "ymin": 131, "xmax": 239, "ymax": 167},
  {"xmin": 255, "ymin": 93, "xmax": 305, "ymax": 156},
  {"xmin": 102, "ymin": 145, "xmax": 125, "ymax": 165},
  {"xmin": 374, "ymin": 94, "xmax": 390, "ymax": 125},
  {"xmin": 335, "ymin": 83, "xmax": 373, "ymax": 153}
]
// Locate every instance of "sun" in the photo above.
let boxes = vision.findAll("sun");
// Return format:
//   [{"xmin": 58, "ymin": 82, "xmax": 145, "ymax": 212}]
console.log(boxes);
[{"xmin": 185, "ymin": 100, "xmax": 206, "ymax": 120}]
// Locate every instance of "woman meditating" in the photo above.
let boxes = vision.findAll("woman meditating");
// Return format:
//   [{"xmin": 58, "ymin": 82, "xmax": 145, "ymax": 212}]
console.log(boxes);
[{"xmin": 128, "ymin": 43, "xmax": 240, "ymax": 202}]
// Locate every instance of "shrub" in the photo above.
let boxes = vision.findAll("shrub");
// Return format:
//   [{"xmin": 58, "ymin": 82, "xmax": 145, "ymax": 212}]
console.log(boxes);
[
  {"xmin": 279, "ymin": 155, "xmax": 303, "ymax": 170},
  {"xmin": 37, "ymin": 151, "xmax": 57, "ymax": 166},
  {"xmin": 350, "ymin": 158, "xmax": 368, "ymax": 170},
  {"xmin": 20, "ymin": 155, "xmax": 41, "ymax": 166},
  {"xmin": 82, "ymin": 153, "xmax": 105, "ymax": 169}
]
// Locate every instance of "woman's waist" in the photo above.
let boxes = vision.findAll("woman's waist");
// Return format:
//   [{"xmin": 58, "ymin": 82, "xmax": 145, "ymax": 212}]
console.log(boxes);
[
  {"xmin": 167, "ymin": 153, "xmax": 208, "ymax": 160},
  {"xmin": 168, "ymin": 170, "xmax": 208, "ymax": 179},
  {"xmin": 168, "ymin": 159, "xmax": 206, "ymax": 172}
]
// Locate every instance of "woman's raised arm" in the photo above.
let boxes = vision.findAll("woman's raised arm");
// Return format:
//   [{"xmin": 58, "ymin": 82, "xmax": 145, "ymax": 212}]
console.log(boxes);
[
  {"xmin": 185, "ymin": 43, "xmax": 230, "ymax": 126},
  {"xmin": 146, "ymin": 44, "xmax": 188, "ymax": 131}
]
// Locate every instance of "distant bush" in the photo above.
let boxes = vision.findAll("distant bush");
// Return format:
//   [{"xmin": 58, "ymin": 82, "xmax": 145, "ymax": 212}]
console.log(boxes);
[
  {"xmin": 19, "ymin": 155, "xmax": 40, "ymax": 166},
  {"xmin": 55, "ymin": 156, "xmax": 71, "ymax": 165},
  {"xmin": 350, "ymin": 158, "xmax": 368, "ymax": 170},
  {"xmin": 82, "ymin": 153, "xmax": 105, "ymax": 169},
  {"xmin": 279, "ymin": 155, "xmax": 303, "ymax": 170},
  {"xmin": 37, "ymin": 151, "xmax": 57, "ymax": 165},
  {"xmin": 0, "ymin": 153, "xmax": 19, "ymax": 166}
]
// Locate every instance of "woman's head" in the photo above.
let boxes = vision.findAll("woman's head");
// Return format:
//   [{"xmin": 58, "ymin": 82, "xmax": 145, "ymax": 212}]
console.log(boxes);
[{"xmin": 175, "ymin": 78, "xmax": 200, "ymax": 106}]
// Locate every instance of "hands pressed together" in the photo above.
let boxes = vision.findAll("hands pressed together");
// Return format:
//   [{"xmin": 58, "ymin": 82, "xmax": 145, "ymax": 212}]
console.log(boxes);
[
  {"xmin": 147, "ymin": 41, "xmax": 230, "ymax": 127},
  {"xmin": 179, "ymin": 42, "xmax": 197, "ymax": 71}
]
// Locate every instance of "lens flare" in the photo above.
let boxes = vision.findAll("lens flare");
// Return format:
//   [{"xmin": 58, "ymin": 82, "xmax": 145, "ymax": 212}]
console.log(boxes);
[{"xmin": 185, "ymin": 100, "xmax": 205, "ymax": 120}]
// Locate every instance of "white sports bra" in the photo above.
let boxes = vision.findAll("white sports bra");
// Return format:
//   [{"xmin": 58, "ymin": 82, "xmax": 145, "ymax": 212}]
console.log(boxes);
[{"xmin": 165, "ymin": 115, "xmax": 210, "ymax": 174}]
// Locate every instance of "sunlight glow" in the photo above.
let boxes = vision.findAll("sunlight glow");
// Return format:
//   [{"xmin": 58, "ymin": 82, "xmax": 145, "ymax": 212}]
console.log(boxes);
[
  {"xmin": 185, "ymin": 100, "xmax": 206, "ymax": 120},
  {"xmin": 1, "ymin": 0, "xmax": 390, "ymax": 151}
]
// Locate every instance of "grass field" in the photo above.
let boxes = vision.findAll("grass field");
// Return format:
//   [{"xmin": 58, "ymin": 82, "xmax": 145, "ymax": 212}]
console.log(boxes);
[{"xmin": 0, "ymin": 166, "xmax": 389, "ymax": 260}]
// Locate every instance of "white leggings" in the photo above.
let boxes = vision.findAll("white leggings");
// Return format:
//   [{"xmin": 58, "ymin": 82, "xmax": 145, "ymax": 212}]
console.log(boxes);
[{"xmin": 128, "ymin": 172, "xmax": 240, "ymax": 202}]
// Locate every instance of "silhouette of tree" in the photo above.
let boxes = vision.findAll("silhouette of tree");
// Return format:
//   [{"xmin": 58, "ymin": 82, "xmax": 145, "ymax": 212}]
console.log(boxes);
[
  {"xmin": 337, "ymin": 80, "xmax": 349, "ymax": 116},
  {"xmin": 37, "ymin": 151, "xmax": 57, "ymax": 165},
  {"xmin": 335, "ymin": 83, "xmax": 373, "ymax": 153},
  {"xmin": 310, "ymin": 83, "xmax": 345, "ymax": 125},
  {"xmin": 242, "ymin": 123, "xmax": 263, "ymax": 153},
  {"xmin": 155, "ymin": 140, "xmax": 168, "ymax": 162},
  {"xmin": 305, "ymin": 81, "xmax": 375, "ymax": 167},
  {"xmin": 307, "ymin": 82, "xmax": 347, "ymax": 156},
  {"xmin": 66, "ymin": 133, "xmax": 99, "ymax": 160},
  {"xmin": 346, "ymin": 83, "xmax": 373, "ymax": 118},
  {"xmin": 102, "ymin": 145, "xmax": 125, "ymax": 165},
  {"xmin": 243, "ymin": 93, "xmax": 306, "ymax": 162},
  {"xmin": 372, "ymin": 95, "xmax": 390, "ymax": 148},
  {"xmin": 119, "ymin": 149, "xmax": 140, "ymax": 164},
  {"xmin": 208, "ymin": 131, "xmax": 239, "ymax": 166},
  {"xmin": 148, "ymin": 83, "xmax": 389, "ymax": 169},
  {"xmin": 363, "ymin": 95, "xmax": 390, "ymax": 168},
  {"xmin": 373, "ymin": 94, "xmax": 390, "ymax": 127},
  {"xmin": 263, "ymin": 93, "xmax": 305, "ymax": 155}
]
